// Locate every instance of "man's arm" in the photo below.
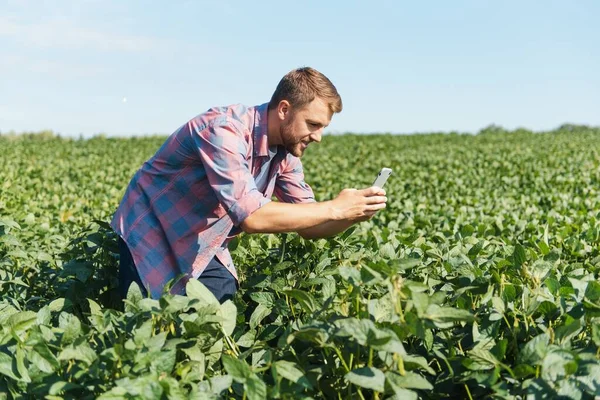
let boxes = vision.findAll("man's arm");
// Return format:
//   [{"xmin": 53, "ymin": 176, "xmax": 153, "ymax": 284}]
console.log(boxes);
[
  {"xmin": 296, "ymin": 186, "xmax": 386, "ymax": 239},
  {"xmin": 241, "ymin": 187, "xmax": 386, "ymax": 235},
  {"xmin": 240, "ymin": 201, "xmax": 335, "ymax": 233},
  {"xmin": 296, "ymin": 219, "xmax": 355, "ymax": 240}
]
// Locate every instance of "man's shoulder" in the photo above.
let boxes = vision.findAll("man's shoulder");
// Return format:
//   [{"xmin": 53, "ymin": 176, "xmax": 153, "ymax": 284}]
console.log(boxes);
[{"xmin": 196, "ymin": 103, "xmax": 258, "ymax": 130}]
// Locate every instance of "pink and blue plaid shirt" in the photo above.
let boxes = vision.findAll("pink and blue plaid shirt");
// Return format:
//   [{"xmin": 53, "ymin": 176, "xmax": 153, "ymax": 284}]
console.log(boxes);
[{"xmin": 110, "ymin": 103, "xmax": 315, "ymax": 298}]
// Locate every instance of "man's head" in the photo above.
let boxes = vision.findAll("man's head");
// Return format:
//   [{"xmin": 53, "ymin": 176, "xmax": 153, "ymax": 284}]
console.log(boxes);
[{"xmin": 268, "ymin": 67, "xmax": 342, "ymax": 157}]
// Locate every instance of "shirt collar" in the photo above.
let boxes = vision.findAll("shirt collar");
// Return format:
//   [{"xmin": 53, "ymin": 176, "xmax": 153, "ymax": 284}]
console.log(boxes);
[{"xmin": 253, "ymin": 102, "xmax": 270, "ymax": 158}]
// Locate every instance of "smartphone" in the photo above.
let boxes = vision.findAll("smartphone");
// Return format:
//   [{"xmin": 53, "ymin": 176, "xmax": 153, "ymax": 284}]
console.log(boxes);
[{"xmin": 372, "ymin": 167, "xmax": 392, "ymax": 188}]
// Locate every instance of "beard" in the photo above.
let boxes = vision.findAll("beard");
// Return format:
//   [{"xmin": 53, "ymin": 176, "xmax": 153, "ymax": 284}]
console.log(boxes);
[{"xmin": 280, "ymin": 119, "xmax": 304, "ymax": 157}]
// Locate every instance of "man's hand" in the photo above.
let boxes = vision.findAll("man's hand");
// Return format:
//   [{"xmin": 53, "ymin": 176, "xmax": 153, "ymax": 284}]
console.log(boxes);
[{"xmin": 330, "ymin": 186, "xmax": 387, "ymax": 222}]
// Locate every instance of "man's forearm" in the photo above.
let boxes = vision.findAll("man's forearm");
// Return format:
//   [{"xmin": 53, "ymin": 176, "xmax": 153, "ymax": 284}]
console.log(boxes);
[
  {"xmin": 296, "ymin": 219, "xmax": 355, "ymax": 240},
  {"xmin": 240, "ymin": 201, "xmax": 337, "ymax": 234}
]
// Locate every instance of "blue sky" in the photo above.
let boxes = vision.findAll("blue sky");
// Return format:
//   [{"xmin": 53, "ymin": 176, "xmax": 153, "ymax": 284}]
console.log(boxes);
[{"xmin": 1, "ymin": 0, "xmax": 598, "ymax": 137}]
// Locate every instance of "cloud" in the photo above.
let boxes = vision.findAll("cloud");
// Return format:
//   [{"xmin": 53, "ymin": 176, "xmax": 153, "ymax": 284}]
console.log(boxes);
[{"xmin": 0, "ymin": 15, "xmax": 157, "ymax": 52}]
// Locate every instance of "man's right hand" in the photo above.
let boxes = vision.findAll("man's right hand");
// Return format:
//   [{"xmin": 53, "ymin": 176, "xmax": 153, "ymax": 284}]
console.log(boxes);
[{"xmin": 330, "ymin": 186, "xmax": 387, "ymax": 222}]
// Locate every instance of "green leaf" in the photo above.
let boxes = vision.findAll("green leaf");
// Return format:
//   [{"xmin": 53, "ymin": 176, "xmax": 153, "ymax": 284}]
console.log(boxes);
[
  {"xmin": 402, "ymin": 354, "xmax": 435, "ymax": 375},
  {"xmin": 58, "ymin": 312, "xmax": 82, "ymax": 344},
  {"xmin": 221, "ymin": 354, "xmax": 252, "ymax": 383},
  {"xmin": 48, "ymin": 298, "xmax": 66, "ymax": 312},
  {"xmin": 585, "ymin": 280, "xmax": 600, "ymax": 302},
  {"xmin": 468, "ymin": 240, "xmax": 484, "ymax": 258},
  {"xmin": 513, "ymin": 244, "xmax": 526, "ymax": 267},
  {"xmin": 410, "ymin": 292, "xmax": 429, "ymax": 316},
  {"xmin": 37, "ymin": 306, "xmax": 51, "ymax": 326},
  {"xmin": 159, "ymin": 376, "xmax": 187, "ymax": 400},
  {"xmin": 236, "ymin": 330, "xmax": 256, "ymax": 348},
  {"xmin": 338, "ymin": 266, "xmax": 362, "ymax": 286},
  {"xmin": 87, "ymin": 299, "xmax": 103, "ymax": 316},
  {"xmin": 541, "ymin": 350, "xmax": 575, "ymax": 381},
  {"xmin": 209, "ymin": 374, "xmax": 232, "ymax": 395},
  {"xmin": 144, "ymin": 331, "xmax": 167, "ymax": 352},
  {"xmin": 281, "ymin": 289, "xmax": 318, "ymax": 313},
  {"xmin": 345, "ymin": 367, "xmax": 385, "ymax": 392},
  {"xmin": 467, "ymin": 347, "xmax": 499, "ymax": 370},
  {"xmin": 31, "ymin": 343, "xmax": 59, "ymax": 373},
  {"xmin": 513, "ymin": 364, "xmax": 536, "ymax": 379},
  {"xmin": 57, "ymin": 342, "xmax": 98, "ymax": 366},
  {"xmin": 379, "ymin": 242, "xmax": 396, "ymax": 259},
  {"xmin": 132, "ymin": 320, "xmax": 153, "ymax": 347},
  {"xmin": 150, "ymin": 348, "xmax": 176, "ymax": 375},
  {"xmin": 186, "ymin": 279, "xmax": 219, "ymax": 306},
  {"xmin": 249, "ymin": 303, "xmax": 272, "ymax": 329},
  {"xmin": 0, "ymin": 302, "xmax": 19, "ymax": 326},
  {"xmin": 334, "ymin": 318, "xmax": 371, "ymax": 344},
  {"xmin": 385, "ymin": 371, "xmax": 433, "ymax": 390},
  {"xmin": 125, "ymin": 281, "xmax": 144, "ymax": 312},
  {"xmin": 368, "ymin": 295, "xmax": 394, "ymax": 322},
  {"xmin": 0, "ymin": 352, "xmax": 19, "ymax": 381},
  {"xmin": 245, "ymin": 374, "xmax": 267, "ymax": 400},
  {"xmin": 62, "ymin": 260, "xmax": 93, "ymax": 282},
  {"xmin": 7, "ymin": 311, "xmax": 38, "ymax": 334},
  {"xmin": 386, "ymin": 388, "xmax": 419, "ymax": 400},
  {"xmin": 105, "ymin": 375, "xmax": 164, "ymax": 398},
  {"xmin": 220, "ymin": 300, "xmax": 237, "ymax": 336},
  {"xmin": 96, "ymin": 386, "xmax": 129, "ymax": 399},
  {"xmin": 538, "ymin": 240, "xmax": 550, "ymax": 255},
  {"xmin": 555, "ymin": 319, "xmax": 582, "ymax": 345},
  {"xmin": 15, "ymin": 347, "xmax": 30, "ymax": 383},
  {"xmin": 424, "ymin": 304, "xmax": 474, "ymax": 328},
  {"xmin": 519, "ymin": 333, "xmax": 550, "ymax": 365},
  {"xmin": 592, "ymin": 321, "xmax": 600, "ymax": 347},
  {"xmin": 249, "ymin": 292, "xmax": 275, "ymax": 307},
  {"xmin": 491, "ymin": 296, "xmax": 505, "ymax": 314},
  {"xmin": 274, "ymin": 360, "xmax": 312, "ymax": 389},
  {"xmin": 0, "ymin": 218, "xmax": 21, "ymax": 230},
  {"xmin": 49, "ymin": 381, "xmax": 82, "ymax": 395}
]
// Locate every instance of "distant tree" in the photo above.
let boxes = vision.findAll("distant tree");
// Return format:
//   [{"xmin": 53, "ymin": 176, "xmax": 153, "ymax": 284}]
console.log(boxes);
[
  {"xmin": 556, "ymin": 123, "xmax": 590, "ymax": 132},
  {"xmin": 477, "ymin": 124, "xmax": 506, "ymax": 135}
]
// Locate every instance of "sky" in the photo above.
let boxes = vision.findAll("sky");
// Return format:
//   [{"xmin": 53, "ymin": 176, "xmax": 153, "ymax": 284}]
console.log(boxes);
[{"xmin": 1, "ymin": 0, "xmax": 599, "ymax": 137}]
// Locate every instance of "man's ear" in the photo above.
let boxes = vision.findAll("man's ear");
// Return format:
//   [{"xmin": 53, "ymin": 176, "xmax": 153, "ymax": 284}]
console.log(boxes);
[{"xmin": 277, "ymin": 100, "xmax": 290, "ymax": 121}]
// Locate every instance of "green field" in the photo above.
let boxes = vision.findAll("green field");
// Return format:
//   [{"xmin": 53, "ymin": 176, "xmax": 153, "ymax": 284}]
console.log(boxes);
[{"xmin": 1, "ymin": 126, "xmax": 599, "ymax": 399}]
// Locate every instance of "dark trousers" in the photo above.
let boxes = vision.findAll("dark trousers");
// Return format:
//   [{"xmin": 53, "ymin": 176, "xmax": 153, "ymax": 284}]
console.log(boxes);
[{"xmin": 118, "ymin": 237, "xmax": 238, "ymax": 303}]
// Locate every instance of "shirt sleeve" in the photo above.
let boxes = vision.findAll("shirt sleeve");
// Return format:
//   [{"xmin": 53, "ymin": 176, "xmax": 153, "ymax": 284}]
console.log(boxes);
[
  {"xmin": 194, "ymin": 122, "xmax": 270, "ymax": 226},
  {"xmin": 274, "ymin": 155, "xmax": 316, "ymax": 204}
]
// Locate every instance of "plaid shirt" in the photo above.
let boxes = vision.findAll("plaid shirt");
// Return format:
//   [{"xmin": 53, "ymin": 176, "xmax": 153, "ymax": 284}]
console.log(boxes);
[{"xmin": 110, "ymin": 103, "xmax": 315, "ymax": 298}]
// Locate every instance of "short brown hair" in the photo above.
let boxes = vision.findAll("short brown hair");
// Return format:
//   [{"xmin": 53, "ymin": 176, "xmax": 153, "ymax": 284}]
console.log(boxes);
[{"xmin": 268, "ymin": 67, "xmax": 343, "ymax": 114}]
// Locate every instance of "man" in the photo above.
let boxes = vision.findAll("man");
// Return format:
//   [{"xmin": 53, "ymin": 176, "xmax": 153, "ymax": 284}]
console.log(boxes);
[{"xmin": 111, "ymin": 67, "xmax": 387, "ymax": 302}]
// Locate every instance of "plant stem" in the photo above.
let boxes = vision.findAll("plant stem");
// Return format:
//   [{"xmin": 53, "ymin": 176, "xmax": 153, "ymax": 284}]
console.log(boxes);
[
  {"xmin": 464, "ymin": 384, "xmax": 474, "ymax": 400},
  {"xmin": 357, "ymin": 388, "xmax": 366, "ymax": 400},
  {"xmin": 286, "ymin": 295, "xmax": 297, "ymax": 319},
  {"xmin": 334, "ymin": 347, "xmax": 351, "ymax": 372},
  {"xmin": 279, "ymin": 233, "xmax": 287, "ymax": 263},
  {"xmin": 223, "ymin": 333, "xmax": 239, "ymax": 357}
]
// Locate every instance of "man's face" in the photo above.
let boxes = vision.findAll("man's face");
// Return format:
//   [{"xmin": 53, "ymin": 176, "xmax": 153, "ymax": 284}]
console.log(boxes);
[{"xmin": 280, "ymin": 97, "xmax": 332, "ymax": 157}]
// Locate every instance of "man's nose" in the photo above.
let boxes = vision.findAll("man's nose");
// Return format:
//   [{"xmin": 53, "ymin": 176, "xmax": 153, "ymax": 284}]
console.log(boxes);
[{"xmin": 310, "ymin": 130, "xmax": 322, "ymax": 143}]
